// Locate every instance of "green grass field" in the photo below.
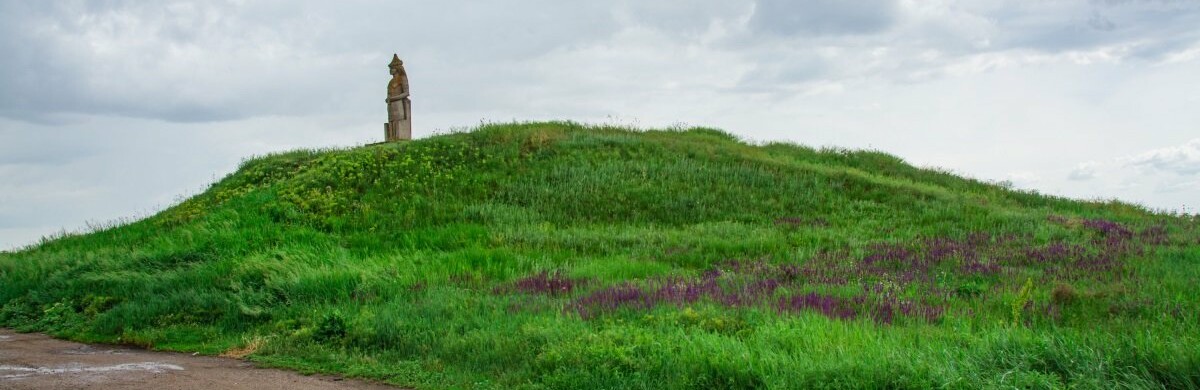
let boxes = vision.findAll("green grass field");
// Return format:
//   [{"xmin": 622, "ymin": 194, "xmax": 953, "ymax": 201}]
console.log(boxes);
[{"xmin": 2, "ymin": 122, "xmax": 1197, "ymax": 389}]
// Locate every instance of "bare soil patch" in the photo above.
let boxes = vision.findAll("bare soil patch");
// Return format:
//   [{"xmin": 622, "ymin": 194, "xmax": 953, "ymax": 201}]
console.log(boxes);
[{"xmin": 0, "ymin": 329, "xmax": 396, "ymax": 389}]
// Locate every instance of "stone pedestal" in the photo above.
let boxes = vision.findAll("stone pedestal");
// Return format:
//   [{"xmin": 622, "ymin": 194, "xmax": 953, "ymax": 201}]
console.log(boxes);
[{"xmin": 385, "ymin": 96, "xmax": 410, "ymax": 141}]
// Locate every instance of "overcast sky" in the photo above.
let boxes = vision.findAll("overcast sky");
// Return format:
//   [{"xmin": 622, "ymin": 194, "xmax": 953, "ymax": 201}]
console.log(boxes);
[{"xmin": 2, "ymin": 0, "xmax": 1199, "ymax": 250}]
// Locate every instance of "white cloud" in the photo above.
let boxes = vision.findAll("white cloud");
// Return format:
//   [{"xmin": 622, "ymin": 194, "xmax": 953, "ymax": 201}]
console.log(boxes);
[
  {"xmin": 1127, "ymin": 139, "xmax": 1200, "ymax": 175},
  {"xmin": 1068, "ymin": 161, "xmax": 1101, "ymax": 181},
  {"xmin": 1005, "ymin": 172, "xmax": 1043, "ymax": 188},
  {"xmin": 1153, "ymin": 178, "xmax": 1200, "ymax": 193}
]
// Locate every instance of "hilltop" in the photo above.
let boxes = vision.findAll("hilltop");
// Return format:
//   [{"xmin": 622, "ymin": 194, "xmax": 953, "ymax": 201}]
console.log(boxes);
[{"xmin": 1, "ymin": 122, "xmax": 1197, "ymax": 389}]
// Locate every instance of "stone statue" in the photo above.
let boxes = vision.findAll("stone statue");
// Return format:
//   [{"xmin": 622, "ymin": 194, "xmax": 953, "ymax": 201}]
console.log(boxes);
[{"xmin": 384, "ymin": 54, "xmax": 412, "ymax": 141}]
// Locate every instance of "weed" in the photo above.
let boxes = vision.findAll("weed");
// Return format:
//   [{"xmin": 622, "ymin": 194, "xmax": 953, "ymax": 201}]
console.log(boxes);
[
  {"xmin": 1012, "ymin": 278, "xmax": 1035, "ymax": 327},
  {"xmin": 221, "ymin": 336, "xmax": 267, "ymax": 358}
]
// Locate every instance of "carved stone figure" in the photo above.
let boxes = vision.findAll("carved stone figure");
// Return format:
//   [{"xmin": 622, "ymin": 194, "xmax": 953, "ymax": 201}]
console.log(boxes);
[{"xmin": 384, "ymin": 54, "xmax": 411, "ymax": 141}]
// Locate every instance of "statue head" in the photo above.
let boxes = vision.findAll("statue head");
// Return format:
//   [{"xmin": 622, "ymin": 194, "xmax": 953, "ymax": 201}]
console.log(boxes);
[{"xmin": 388, "ymin": 54, "xmax": 403, "ymax": 75}]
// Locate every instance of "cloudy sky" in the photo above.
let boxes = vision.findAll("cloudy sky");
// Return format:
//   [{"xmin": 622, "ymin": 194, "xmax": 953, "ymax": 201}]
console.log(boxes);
[{"xmin": 2, "ymin": 0, "xmax": 1199, "ymax": 250}]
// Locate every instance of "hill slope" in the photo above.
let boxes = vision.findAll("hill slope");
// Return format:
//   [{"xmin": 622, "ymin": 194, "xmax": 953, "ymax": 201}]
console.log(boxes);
[{"xmin": 2, "ymin": 122, "xmax": 1198, "ymax": 389}]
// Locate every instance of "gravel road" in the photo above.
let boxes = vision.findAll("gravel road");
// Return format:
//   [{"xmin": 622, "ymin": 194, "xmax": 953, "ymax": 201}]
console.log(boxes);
[{"xmin": 0, "ymin": 328, "xmax": 397, "ymax": 389}]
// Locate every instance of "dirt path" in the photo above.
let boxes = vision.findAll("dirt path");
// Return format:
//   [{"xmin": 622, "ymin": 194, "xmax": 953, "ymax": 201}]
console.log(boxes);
[{"xmin": 0, "ymin": 329, "xmax": 397, "ymax": 389}]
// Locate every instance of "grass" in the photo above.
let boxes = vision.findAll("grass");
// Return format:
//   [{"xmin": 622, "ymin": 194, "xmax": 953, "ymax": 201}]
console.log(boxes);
[{"xmin": 1, "ymin": 121, "xmax": 1198, "ymax": 389}]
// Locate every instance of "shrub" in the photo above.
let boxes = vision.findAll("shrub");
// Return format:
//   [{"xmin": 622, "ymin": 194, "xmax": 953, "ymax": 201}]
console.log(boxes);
[
  {"xmin": 1050, "ymin": 283, "xmax": 1078, "ymax": 306},
  {"xmin": 314, "ymin": 311, "xmax": 348, "ymax": 341}
]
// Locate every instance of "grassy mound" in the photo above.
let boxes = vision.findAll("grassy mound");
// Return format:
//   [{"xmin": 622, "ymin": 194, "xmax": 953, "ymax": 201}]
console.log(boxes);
[{"xmin": 2, "ymin": 121, "xmax": 1198, "ymax": 389}]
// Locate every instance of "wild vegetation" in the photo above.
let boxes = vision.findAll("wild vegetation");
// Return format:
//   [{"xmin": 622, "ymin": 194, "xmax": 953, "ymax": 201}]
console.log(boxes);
[{"xmin": 1, "ymin": 122, "xmax": 1197, "ymax": 389}]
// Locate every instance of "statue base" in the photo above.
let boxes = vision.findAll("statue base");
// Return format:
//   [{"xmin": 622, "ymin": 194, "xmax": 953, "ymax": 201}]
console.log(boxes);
[{"xmin": 384, "ymin": 121, "xmax": 411, "ymax": 142}]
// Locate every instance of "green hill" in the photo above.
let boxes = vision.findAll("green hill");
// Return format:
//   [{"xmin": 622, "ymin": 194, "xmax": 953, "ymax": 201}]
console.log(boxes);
[{"xmin": 2, "ymin": 122, "xmax": 1197, "ymax": 389}]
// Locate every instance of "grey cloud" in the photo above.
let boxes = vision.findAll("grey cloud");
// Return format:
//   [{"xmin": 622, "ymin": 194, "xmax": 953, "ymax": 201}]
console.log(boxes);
[
  {"xmin": 0, "ymin": 1, "xmax": 319, "ymax": 123},
  {"xmin": 296, "ymin": 1, "xmax": 621, "ymax": 61},
  {"xmin": 733, "ymin": 52, "xmax": 827, "ymax": 92},
  {"xmin": 615, "ymin": 0, "xmax": 753, "ymax": 37},
  {"xmin": 988, "ymin": 5, "xmax": 1118, "ymax": 52},
  {"xmin": 0, "ymin": 126, "xmax": 99, "ymax": 165},
  {"xmin": 728, "ymin": 0, "xmax": 1198, "ymax": 94},
  {"xmin": 749, "ymin": 0, "xmax": 899, "ymax": 37},
  {"xmin": 1088, "ymin": 12, "xmax": 1117, "ymax": 31},
  {"xmin": 988, "ymin": 1, "xmax": 1200, "ymax": 55},
  {"xmin": 0, "ymin": 0, "xmax": 623, "ymax": 124},
  {"xmin": 6, "ymin": 0, "xmax": 1199, "ymax": 126}
]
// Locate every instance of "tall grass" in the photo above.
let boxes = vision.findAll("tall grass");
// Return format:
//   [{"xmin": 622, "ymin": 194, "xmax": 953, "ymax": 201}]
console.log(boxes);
[{"xmin": 1, "ymin": 121, "xmax": 1197, "ymax": 389}]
